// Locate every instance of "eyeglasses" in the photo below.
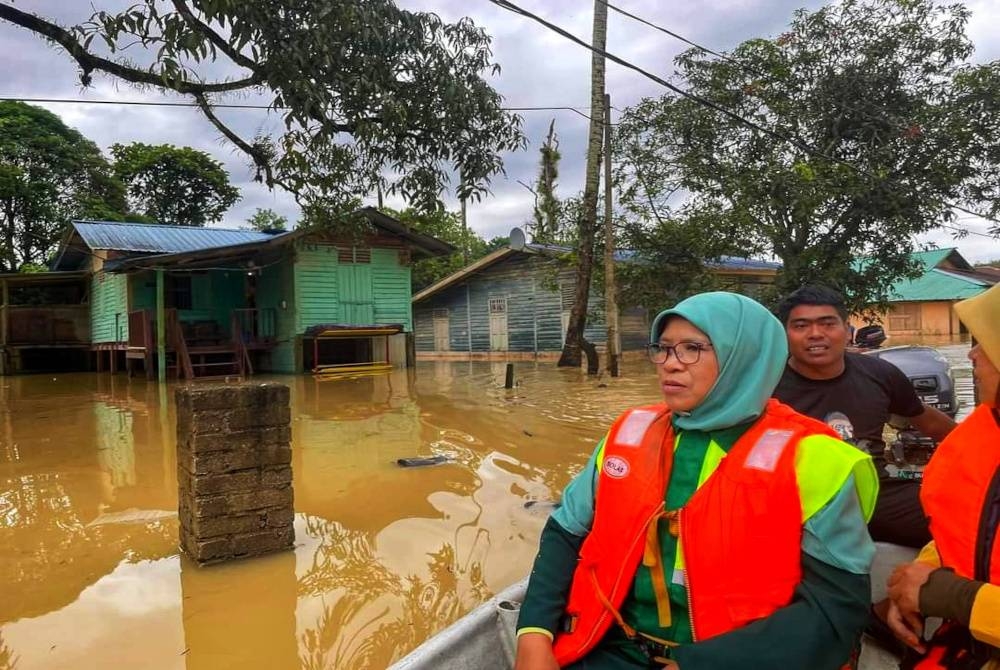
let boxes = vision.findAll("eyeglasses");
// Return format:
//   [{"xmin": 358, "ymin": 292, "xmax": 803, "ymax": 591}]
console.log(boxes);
[{"xmin": 647, "ymin": 341, "xmax": 713, "ymax": 365}]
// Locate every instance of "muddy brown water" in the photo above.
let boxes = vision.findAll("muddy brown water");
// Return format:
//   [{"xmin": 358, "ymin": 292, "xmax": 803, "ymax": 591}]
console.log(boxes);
[{"xmin": 0, "ymin": 341, "xmax": 976, "ymax": 669}]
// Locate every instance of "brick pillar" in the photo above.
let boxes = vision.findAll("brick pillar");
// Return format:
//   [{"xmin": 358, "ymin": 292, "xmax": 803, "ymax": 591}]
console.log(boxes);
[{"xmin": 176, "ymin": 383, "xmax": 294, "ymax": 565}]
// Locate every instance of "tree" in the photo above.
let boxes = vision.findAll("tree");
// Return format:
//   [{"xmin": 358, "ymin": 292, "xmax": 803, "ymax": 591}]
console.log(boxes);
[
  {"xmin": 246, "ymin": 207, "xmax": 288, "ymax": 232},
  {"xmin": 386, "ymin": 208, "xmax": 489, "ymax": 291},
  {"xmin": 522, "ymin": 120, "xmax": 563, "ymax": 244},
  {"xmin": 0, "ymin": 2, "xmax": 525, "ymax": 218},
  {"xmin": 111, "ymin": 143, "xmax": 239, "ymax": 227},
  {"xmin": 613, "ymin": 0, "xmax": 1000, "ymax": 312},
  {"xmin": 0, "ymin": 101, "xmax": 124, "ymax": 272},
  {"xmin": 559, "ymin": 0, "xmax": 608, "ymax": 371}
]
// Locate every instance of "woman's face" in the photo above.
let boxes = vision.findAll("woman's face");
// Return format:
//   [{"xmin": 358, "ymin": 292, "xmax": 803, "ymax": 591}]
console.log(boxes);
[
  {"xmin": 655, "ymin": 317, "xmax": 720, "ymax": 413},
  {"xmin": 969, "ymin": 343, "xmax": 1000, "ymax": 407}
]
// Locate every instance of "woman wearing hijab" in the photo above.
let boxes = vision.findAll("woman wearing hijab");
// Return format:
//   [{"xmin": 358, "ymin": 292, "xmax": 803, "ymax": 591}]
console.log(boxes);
[
  {"xmin": 886, "ymin": 283, "xmax": 1000, "ymax": 669},
  {"xmin": 514, "ymin": 292, "xmax": 879, "ymax": 669}
]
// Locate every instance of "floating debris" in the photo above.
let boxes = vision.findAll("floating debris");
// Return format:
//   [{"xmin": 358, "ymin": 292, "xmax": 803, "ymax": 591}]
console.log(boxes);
[
  {"xmin": 87, "ymin": 508, "xmax": 177, "ymax": 527},
  {"xmin": 396, "ymin": 455, "xmax": 451, "ymax": 468}
]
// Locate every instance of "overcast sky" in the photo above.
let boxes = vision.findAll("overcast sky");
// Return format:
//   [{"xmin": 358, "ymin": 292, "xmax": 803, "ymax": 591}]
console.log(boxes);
[{"xmin": 2, "ymin": 0, "xmax": 999, "ymax": 263}]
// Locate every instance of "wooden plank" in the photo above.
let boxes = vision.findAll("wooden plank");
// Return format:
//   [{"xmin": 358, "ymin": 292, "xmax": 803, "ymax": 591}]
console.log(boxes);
[{"xmin": 156, "ymin": 270, "xmax": 166, "ymax": 383}]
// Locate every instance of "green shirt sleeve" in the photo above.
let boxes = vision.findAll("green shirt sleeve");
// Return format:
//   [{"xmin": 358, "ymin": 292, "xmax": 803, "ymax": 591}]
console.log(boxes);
[{"xmin": 802, "ymin": 474, "xmax": 876, "ymax": 575}]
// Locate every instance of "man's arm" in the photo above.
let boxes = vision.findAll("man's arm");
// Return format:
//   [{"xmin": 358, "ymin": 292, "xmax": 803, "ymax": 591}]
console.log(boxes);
[{"xmin": 908, "ymin": 405, "xmax": 957, "ymax": 443}]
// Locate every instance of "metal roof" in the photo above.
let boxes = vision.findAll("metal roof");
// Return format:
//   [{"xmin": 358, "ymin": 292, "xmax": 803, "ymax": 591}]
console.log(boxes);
[
  {"xmin": 890, "ymin": 268, "xmax": 993, "ymax": 302},
  {"xmin": 72, "ymin": 220, "xmax": 275, "ymax": 253},
  {"xmin": 412, "ymin": 243, "xmax": 780, "ymax": 304}
]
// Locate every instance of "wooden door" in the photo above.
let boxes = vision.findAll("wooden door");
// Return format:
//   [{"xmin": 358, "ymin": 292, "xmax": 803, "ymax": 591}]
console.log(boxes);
[
  {"xmin": 337, "ymin": 265, "xmax": 375, "ymax": 324},
  {"xmin": 489, "ymin": 297, "xmax": 508, "ymax": 351},
  {"xmin": 432, "ymin": 308, "xmax": 450, "ymax": 351}
]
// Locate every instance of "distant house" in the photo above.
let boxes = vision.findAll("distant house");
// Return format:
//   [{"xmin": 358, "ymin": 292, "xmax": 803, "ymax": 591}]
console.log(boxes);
[
  {"xmin": 0, "ymin": 270, "xmax": 92, "ymax": 375},
  {"xmin": 855, "ymin": 248, "xmax": 995, "ymax": 337},
  {"xmin": 46, "ymin": 208, "xmax": 452, "ymax": 379},
  {"xmin": 411, "ymin": 238, "xmax": 780, "ymax": 359}
]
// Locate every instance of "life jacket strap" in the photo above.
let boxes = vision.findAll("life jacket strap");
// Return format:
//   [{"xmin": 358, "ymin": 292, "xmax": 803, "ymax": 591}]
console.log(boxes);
[{"xmin": 642, "ymin": 509, "xmax": 675, "ymax": 629}]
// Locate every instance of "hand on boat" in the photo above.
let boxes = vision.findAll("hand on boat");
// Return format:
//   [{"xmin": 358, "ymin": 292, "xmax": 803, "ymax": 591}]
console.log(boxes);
[
  {"xmin": 514, "ymin": 632, "xmax": 559, "ymax": 670},
  {"xmin": 886, "ymin": 561, "xmax": 934, "ymax": 653}
]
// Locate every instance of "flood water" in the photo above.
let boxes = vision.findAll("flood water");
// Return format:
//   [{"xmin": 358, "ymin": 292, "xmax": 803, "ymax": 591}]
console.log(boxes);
[{"xmin": 0, "ymin": 340, "xmax": 976, "ymax": 670}]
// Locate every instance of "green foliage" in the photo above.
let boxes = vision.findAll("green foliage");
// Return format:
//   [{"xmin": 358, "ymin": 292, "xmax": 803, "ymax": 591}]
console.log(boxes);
[
  {"xmin": 111, "ymin": 142, "xmax": 240, "ymax": 226},
  {"xmin": 246, "ymin": 207, "xmax": 289, "ymax": 232},
  {"xmin": 386, "ymin": 207, "xmax": 490, "ymax": 291},
  {"xmin": 613, "ymin": 0, "xmax": 1000, "ymax": 313},
  {"xmin": 485, "ymin": 236, "xmax": 510, "ymax": 252},
  {"xmin": 529, "ymin": 120, "xmax": 563, "ymax": 243},
  {"xmin": 0, "ymin": 1, "xmax": 525, "ymax": 217},
  {"xmin": 0, "ymin": 100, "xmax": 125, "ymax": 272}
]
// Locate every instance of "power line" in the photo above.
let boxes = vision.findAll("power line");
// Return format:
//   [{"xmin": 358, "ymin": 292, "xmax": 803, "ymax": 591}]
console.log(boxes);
[
  {"xmin": 486, "ymin": 0, "xmax": 816, "ymax": 153},
  {"xmin": 487, "ymin": 0, "xmax": 1000, "ymax": 232},
  {"xmin": 0, "ymin": 95, "xmax": 601, "ymax": 121},
  {"xmin": 606, "ymin": 2, "xmax": 1000, "ymax": 236}
]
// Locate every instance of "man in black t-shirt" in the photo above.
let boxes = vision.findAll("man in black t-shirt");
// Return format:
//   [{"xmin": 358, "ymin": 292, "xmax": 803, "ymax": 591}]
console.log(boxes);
[{"xmin": 773, "ymin": 286, "xmax": 956, "ymax": 548}]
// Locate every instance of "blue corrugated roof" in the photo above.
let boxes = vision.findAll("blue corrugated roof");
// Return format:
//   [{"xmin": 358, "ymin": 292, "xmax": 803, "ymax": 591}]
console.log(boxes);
[
  {"xmin": 72, "ymin": 220, "xmax": 275, "ymax": 254},
  {"xmin": 525, "ymin": 244, "xmax": 781, "ymax": 271}
]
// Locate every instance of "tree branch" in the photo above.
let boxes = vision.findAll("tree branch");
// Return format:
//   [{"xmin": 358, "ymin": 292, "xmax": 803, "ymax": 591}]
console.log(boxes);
[
  {"xmin": 170, "ymin": 0, "xmax": 257, "ymax": 70},
  {"xmin": 191, "ymin": 93, "xmax": 284, "ymax": 191},
  {"xmin": 0, "ymin": 3, "xmax": 260, "ymax": 93}
]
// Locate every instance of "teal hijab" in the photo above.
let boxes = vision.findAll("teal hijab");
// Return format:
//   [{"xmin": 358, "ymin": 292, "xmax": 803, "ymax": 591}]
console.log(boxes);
[{"xmin": 649, "ymin": 292, "xmax": 788, "ymax": 432}]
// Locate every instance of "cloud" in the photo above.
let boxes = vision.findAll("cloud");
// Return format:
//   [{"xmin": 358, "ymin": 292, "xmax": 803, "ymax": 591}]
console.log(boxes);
[{"xmin": 0, "ymin": 0, "xmax": 997, "ymax": 262}]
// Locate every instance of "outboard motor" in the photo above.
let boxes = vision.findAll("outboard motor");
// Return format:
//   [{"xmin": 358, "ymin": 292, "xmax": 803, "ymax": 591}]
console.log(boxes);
[
  {"xmin": 885, "ymin": 429, "xmax": 936, "ymax": 480},
  {"xmin": 854, "ymin": 325, "xmax": 887, "ymax": 349}
]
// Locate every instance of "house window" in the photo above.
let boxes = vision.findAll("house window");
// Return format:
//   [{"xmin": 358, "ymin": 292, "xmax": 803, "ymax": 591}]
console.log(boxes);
[
  {"xmin": 489, "ymin": 297, "xmax": 507, "ymax": 314},
  {"xmin": 337, "ymin": 247, "xmax": 371, "ymax": 264},
  {"xmin": 166, "ymin": 275, "xmax": 193, "ymax": 310}
]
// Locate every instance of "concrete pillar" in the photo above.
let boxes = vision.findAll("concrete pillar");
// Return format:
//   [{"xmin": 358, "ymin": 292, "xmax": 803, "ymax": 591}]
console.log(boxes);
[{"xmin": 176, "ymin": 383, "xmax": 294, "ymax": 565}]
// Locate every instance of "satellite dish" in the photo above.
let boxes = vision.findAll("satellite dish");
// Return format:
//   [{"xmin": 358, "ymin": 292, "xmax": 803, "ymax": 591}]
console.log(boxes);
[{"xmin": 509, "ymin": 227, "xmax": 526, "ymax": 251}]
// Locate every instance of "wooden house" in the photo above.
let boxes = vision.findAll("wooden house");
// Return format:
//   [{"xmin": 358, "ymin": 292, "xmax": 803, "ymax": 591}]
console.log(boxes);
[
  {"xmin": 0, "ymin": 271, "xmax": 91, "ymax": 375},
  {"xmin": 411, "ymin": 238, "xmax": 780, "ymax": 359},
  {"xmin": 852, "ymin": 248, "xmax": 995, "ymax": 338},
  {"xmin": 50, "ymin": 208, "xmax": 453, "ymax": 379}
]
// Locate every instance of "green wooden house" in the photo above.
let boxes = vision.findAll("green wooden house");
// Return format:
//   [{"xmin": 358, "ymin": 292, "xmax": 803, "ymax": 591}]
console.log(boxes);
[{"xmin": 50, "ymin": 208, "xmax": 453, "ymax": 379}]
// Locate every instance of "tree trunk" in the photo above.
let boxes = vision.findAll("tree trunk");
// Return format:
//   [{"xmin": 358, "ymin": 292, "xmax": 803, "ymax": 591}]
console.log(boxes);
[
  {"xmin": 558, "ymin": 0, "xmax": 607, "ymax": 369},
  {"xmin": 602, "ymin": 93, "xmax": 620, "ymax": 377}
]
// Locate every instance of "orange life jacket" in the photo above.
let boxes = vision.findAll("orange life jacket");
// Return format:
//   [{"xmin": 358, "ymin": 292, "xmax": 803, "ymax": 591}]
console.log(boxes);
[
  {"xmin": 552, "ymin": 399, "xmax": 838, "ymax": 665},
  {"xmin": 921, "ymin": 402, "xmax": 1000, "ymax": 586}
]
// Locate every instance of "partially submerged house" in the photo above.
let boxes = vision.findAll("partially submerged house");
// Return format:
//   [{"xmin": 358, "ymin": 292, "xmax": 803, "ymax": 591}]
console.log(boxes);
[
  {"xmin": 854, "ymin": 248, "xmax": 995, "ymax": 337},
  {"xmin": 411, "ymin": 235, "xmax": 780, "ymax": 358},
  {"xmin": 0, "ymin": 271, "xmax": 91, "ymax": 375},
  {"xmin": 47, "ymin": 208, "xmax": 453, "ymax": 379}
]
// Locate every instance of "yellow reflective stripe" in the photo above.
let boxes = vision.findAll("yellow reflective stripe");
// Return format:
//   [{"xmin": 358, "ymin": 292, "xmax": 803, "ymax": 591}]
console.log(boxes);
[
  {"xmin": 516, "ymin": 627, "xmax": 554, "ymax": 641},
  {"xmin": 970, "ymin": 583, "xmax": 1000, "ymax": 648},
  {"xmin": 594, "ymin": 437, "xmax": 607, "ymax": 471},
  {"xmin": 696, "ymin": 440, "xmax": 727, "ymax": 488},
  {"xmin": 916, "ymin": 541, "xmax": 941, "ymax": 567},
  {"xmin": 675, "ymin": 438, "xmax": 727, "ymax": 573},
  {"xmin": 795, "ymin": 434, "xmax": 879, "ymax": 523}
]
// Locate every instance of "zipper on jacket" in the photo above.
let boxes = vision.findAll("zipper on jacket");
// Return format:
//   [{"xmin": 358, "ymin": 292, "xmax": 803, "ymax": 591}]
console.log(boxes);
[{"xmin": 679, "ymin": 508, "xmax": 699, "ymax": 642}]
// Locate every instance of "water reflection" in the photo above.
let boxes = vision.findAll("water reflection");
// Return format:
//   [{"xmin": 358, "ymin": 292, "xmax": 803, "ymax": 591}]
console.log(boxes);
[
  {"xmin": 0, "ymin": 363, "xmax": 654, "ymax": 669},
  {"xmin": 0, "ymin": 343, "xmax": 972, "ymax": 669}
]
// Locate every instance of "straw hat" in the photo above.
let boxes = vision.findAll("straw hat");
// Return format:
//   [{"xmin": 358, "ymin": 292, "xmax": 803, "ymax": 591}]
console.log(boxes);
[{"xmin": 955, "ymin": 282, "xmax": 1000, "ymax": 366}]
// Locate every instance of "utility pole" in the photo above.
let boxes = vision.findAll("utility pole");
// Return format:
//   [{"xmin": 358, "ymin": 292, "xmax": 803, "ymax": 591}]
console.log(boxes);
[
  {"xmin": 603, "ymin": 92, "xmax": 620, "ymax": 377},
  {"xmin": 557, "ymin": 0, "xmax": 607, "ymax": 373}
]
